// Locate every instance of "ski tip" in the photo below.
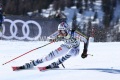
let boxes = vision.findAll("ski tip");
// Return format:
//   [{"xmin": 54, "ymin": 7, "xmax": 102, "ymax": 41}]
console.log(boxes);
[
  {"xmin": 12, "ymin": 66, "xmax": 19, "ymax": 71},
  {"xmin": 38, "ymin": 67, "xmax": 47, "ymax": 71},
  {"xmin": 12, "ymin": 67, "xmax": 16, "ymax": 71}
]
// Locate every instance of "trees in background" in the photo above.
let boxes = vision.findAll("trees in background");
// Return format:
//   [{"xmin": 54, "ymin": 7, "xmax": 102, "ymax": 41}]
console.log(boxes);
[
  {"xmin": 1, "ymin": 0, "xmax": 120, "ymax": 41},
  {"xmin": 1, "ymin": 0, "xmax": 54, "ymax": 15},
  {"xmin": 102, "ymin": 0, "xmax": 116, "ymax": 28}
]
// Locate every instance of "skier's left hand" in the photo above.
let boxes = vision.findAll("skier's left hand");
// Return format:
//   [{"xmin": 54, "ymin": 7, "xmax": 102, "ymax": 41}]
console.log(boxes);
[
  {"xmin": 81, "ymin": 53, "xmax": 87, "ymax": 58},
  {"xmin": 81, "ymin": 49, "xmax": 88, "ymax": 58}
]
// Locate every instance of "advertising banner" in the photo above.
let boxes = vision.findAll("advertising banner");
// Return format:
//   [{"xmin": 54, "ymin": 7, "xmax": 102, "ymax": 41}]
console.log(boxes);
[{"xmin": 1, "ymin": 16, "xmax": 65, "ymax": 40}]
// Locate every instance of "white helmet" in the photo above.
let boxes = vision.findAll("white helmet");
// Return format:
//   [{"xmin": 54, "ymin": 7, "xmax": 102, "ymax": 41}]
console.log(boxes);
[{"xmin": 58, "ymin": 22, "xmax": 68, "ymax": 30}]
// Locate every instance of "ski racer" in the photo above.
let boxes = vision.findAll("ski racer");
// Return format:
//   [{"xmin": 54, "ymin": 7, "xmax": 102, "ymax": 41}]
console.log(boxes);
[{"xmin": 13, "ymin": 22, "xmax": 89, "ymax": 70}]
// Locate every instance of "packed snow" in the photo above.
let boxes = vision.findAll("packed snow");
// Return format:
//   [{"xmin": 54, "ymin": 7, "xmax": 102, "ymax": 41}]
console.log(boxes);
[{"xmin": 0, "ymin": 40, "xmax": 120, "ymax": 80}]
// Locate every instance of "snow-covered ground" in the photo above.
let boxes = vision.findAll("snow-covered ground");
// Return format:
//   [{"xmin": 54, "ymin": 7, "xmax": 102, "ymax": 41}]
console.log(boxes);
[{"xmin": 0, "ymin": 40, "xmax": 120, "ymax": 80}]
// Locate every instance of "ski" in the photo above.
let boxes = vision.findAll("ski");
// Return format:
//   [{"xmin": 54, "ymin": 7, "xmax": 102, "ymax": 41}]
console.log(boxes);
[
  {"xmin": 12, "ymin": 66, "xmax": 38, "ymax": 71},
  {"xmin": 12, "ymin": 66, "xmax": 28, "ymax": 71},
  {"xmin": 38, "ymin": 67, "xmax": 88, "ymax": 72}
]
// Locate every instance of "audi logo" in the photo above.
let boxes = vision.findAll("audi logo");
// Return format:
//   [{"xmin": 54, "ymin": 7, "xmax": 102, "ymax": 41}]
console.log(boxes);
[{"xmin": 1, "ymin": 19, "xmax": 42, "ymax": 40}]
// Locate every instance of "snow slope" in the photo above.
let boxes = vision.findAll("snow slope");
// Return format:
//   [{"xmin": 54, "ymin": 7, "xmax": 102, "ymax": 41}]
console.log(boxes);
[{"xmin": 0, "ymin": 40, "xmax": 120, "ymax": 80}]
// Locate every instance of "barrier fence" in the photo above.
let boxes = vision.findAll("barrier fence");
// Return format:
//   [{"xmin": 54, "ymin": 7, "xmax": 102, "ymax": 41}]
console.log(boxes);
[{"xmin": 0, "ymin": 16, "xmax": 65, "ymax": 41}]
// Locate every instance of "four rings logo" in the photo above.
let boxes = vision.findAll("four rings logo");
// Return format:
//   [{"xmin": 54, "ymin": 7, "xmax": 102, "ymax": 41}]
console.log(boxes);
[{"xmin": 1, "ymin": 19, "xmax": 42, "ymax": 40}]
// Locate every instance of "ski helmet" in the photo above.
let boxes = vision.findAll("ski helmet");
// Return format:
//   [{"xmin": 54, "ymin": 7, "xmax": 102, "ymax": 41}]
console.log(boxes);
[{"xmin": 58, "ymin": 22, "xmax": 68, "ymax": 31}]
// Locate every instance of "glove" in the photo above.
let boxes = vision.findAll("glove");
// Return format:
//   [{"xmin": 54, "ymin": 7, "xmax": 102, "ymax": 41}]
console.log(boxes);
[
  {"xmin": 50, "ymin": 39, "xmax": 57, "ymax": 42},
  {"xmin": 81, "ymin": 48, "xmax": 88, "ymax": 58},
  {"xmin": 48, "ymin": 37, "xmax": 58, "ymax": 42}
]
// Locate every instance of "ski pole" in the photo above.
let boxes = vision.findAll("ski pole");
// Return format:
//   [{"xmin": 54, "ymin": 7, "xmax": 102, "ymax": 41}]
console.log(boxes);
[
  {"xmin": 75, "ymin": 30, "xmax": 88, "ymax": 39},
  {"xmin": 2, "ymin": 42, "xmax": 53, "ymax": 65},
  {"xmin": 87, "ymin": 54, "xmax": 93, "ymax": 56}
]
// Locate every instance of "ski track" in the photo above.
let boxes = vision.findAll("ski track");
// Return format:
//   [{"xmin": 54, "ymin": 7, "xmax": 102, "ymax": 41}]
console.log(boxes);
[{"xmin": 0, "ymin": 41, "xmax": 120, "ymax": 80}]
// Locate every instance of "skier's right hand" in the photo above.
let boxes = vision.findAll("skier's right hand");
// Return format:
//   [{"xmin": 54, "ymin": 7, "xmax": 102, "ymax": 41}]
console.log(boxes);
[
  {"xmin": 47, "ymin": 36, "xmax": 57, "ymax": 42},
  {"xmin": 49, "ymin": 38, "xmax": 58, "ymax": 42},
  {"xmin": 51, "ymin": 39, "xmax": 57, "ymax": 42}
]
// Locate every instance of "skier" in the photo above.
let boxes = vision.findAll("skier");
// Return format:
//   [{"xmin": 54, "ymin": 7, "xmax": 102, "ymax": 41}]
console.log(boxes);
[{"xmin": 13, "ymin": 22, "xmax": 89, "ymax": 71}]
